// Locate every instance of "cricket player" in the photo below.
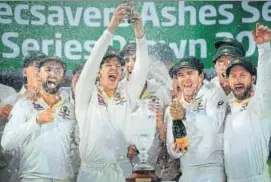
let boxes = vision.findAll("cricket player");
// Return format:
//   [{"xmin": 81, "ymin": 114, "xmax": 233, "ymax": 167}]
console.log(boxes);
[
  {"xmin": 75, "ymin": 4, "xmax": 151, "ymax": 182},
  {"xmin": 211, "ymin": 38, "xmax": 245, "ymax": 99},
  {"xmin": 224, "ymin": 23, "xmax": 271, "ymax": 182},
  {"xmin": 166, "ymin": 56, "xmax": 227, "ymax": 182},
  {"xmin": 1, "ymin": 57, "xmax": 76, "ymax": 182}
]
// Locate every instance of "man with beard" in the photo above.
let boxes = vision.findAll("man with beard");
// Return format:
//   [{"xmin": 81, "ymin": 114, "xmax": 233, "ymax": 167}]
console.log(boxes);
[
  {"xmin": 166, "ymin": 56, "xmax": 227, "ymax": 182},
  {"xmin": 211, "ymin": 38, "xmax": 245, "ymax": 99},
  {"xmin": 223, "ymin": 23, "xmax": 271, "ymax": 182},
  {"xmin": 75, "ymin": 4, "xmax": 150, "ymax": 182},
  {"xmin": 1, "ymin": 56, "xmax": 76, "ymax": 182}
]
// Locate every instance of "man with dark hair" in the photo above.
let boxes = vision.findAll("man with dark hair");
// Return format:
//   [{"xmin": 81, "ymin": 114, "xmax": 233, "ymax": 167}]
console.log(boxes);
[
  {"xmin": 75, "ymin": 4, "xmax": 151, "ymax": 182},
  {"xmin": 0, "ymin": 52, "xmax": 46, "ymax": 182},
  {"xmin": 166, "ymin": 56, "xmax": 227, "ymax": 181},
  {"xmin": 20, "ymin": 52, "xmax": 46, "ymax": 96},
  {"xmin": 1, "ymin": 56, "xmax": 76, "ymax": 182},
  {"xmin": 224, "ymin": 24, "xmax": 271, "ymax": 182}
]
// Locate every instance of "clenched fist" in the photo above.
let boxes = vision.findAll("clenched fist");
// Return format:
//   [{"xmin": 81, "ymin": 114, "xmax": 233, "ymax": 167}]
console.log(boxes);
[
  {"xmin": 0, "ymin": 104, "xmax": 13, "ymax": 118},
  {"xmin": 36, "ymin": 108, "xmax": 55, "ymax": 125},
  {"xmin": 108, "ymin": 4, "xmax": 129, "ymax": 33},
  {"xmin": 252, "ymin": 23, "xmax": 271, "ymax": 45}
]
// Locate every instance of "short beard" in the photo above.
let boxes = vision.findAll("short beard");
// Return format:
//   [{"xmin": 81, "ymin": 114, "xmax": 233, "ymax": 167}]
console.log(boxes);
[
  {"xmin": 42, "ymin": 82, "xmax": 60, "ymax": 94},
  {"xmin": 233, "ymin": 85, "xmax": 252, "ymax": 100}
]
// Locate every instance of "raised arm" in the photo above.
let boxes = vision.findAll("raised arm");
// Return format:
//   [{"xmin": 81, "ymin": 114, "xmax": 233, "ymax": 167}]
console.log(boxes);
[
  {"xmin": 75, "ymin": 30, "xmax": 113, "ymax": 110},
  {"xmin": 75, "ymin": 5, "xmax": 127, "ymax": 111},
  {"xmin": 251, "ymin": 24, "xmax": 271, "ymax": 119},
  {"xmin": 126, "ymin": 11, "xmax": 151, "ymax": 102},
  {"xmin": 1, "ymin": 99, "xmax": 40, "ymax": 150}
]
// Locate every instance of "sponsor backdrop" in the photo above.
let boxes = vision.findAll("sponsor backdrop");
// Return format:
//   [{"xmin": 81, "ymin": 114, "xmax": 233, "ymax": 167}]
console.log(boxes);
[{"xmin": 0, "ymin": 1, "xmax": 271, "ymax": 73}]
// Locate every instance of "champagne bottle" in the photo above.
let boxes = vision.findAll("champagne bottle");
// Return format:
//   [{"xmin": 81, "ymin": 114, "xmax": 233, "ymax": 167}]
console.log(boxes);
[{"xmin": 172, "ymin": 119, "xmax": 189, "ymax": 150}]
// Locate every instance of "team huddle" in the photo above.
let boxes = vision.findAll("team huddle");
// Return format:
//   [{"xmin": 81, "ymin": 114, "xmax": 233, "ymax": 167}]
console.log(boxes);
[{"xmin": 0, "ymin": 3, "xmax": 271, "ymax": 182}]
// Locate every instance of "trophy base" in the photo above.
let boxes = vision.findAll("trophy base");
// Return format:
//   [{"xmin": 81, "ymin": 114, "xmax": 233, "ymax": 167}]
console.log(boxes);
[{"xmin": 126, "ymin": 169, "xmax": 161, "ymax": 182}]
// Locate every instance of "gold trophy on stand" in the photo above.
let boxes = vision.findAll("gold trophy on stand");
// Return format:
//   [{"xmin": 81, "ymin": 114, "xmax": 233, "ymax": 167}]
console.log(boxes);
[{"xmin": 126, "ymin": 100, "xmax": 161, "ymax": 182}]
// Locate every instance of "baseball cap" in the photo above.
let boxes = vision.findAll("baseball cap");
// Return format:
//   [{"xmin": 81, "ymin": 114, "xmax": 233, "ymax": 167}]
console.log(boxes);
[
  {"xmin": 226, "ymin": 57, "xmax": 256, "ymax": 77},
  {"xmin": 101, "ymin": 45, "xmax": 123, "ymax": 66},
  {"xmin": 213, "ymin": 46, "xmax": 244, "ymax": 63},
  {"xmin": 38, "ymin": 56, "xmax": 67, "ymax": 72},
  {"xmin": 173, "ymin": 56, "xmax": 204, "ymax": 75},
  {"xmin": 215, "ymin": 38, "xmax": 245, "ymax": 56}
]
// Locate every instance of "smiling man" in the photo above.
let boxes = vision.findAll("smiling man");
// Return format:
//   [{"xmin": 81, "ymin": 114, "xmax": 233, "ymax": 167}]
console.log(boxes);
[
  {"xmin": 224, "ymin": 24, "xmax": 271, "ymax": 182},
  {"xmin": 165, "ymin": 56, "xmax": 227, "ymax": 182},
  {"xmin": 211, "ymin": 38, "xmax": 245, "ymax": 99},
  {"xmin": 1, "ymin": 56, "xmax": 76, "ymax": 182},
  {"xmin": 75, "ymin": 4, "xmax": 151, "ymax": 182}
]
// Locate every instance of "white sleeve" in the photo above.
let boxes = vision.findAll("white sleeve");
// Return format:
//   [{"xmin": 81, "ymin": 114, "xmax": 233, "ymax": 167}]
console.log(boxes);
[
  {"xmin": 75, "ymin": 29, "xmax": 113, "ymax": 112},
  {"xmin": 165, "ymin": 108, "xmax": 184, "ymax": 159},
  {"xmin": 1, "ymin": 99, "xmax": 40, "ymax": 150},
  {"xmin": 126, "ymin": 36, "xmax": 151, "ymax": 103},
  {"xmin": 250, "ymin": 42, "xmax": 271, "ymax": 120},
  {"xmin": 185, "ymin": 90, "xmax": 227, "ymax": 134}
]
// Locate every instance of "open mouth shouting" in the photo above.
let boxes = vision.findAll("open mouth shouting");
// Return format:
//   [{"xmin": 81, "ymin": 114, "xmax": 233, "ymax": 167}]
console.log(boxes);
[
  {"xmin": 47, "ymin": 79, "xmax": 57, "ymax": 89},
  {"xmin": 233, "ymin": 84, "xmax": 245, "ymax": 94},
  {"xmin": 183, "ymin": 83, "xmax": 193, "ymax": 90},
  {"xmin": 108, "ymin": 72, "xmax": 118, "ymax": 82}
]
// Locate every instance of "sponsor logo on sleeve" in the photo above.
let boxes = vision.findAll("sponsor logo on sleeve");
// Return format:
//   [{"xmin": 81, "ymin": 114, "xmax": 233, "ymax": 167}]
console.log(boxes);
[
  {"xmin": 32, "ymin": 102, "xmax": 44, "ymax": 110},
  {"xmin": 217, "ymin": 100, "xmax": 224, "ymax": 108},
  {"xmin": 59, "ymin": 105, "xmax": 71, "ymax": 119}
]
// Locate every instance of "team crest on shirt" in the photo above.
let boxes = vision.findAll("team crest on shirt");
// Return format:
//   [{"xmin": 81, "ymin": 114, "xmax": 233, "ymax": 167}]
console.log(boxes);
[
  {"xmin": 115, "ymin": 92, "xmax": 127, "ymax": 105},
  {"xmin": 195, "ymin": 98, "xmax": 204, "ymax": 112},
  {"xmin": 32, "ymin": 102, "xmax": 44, "ymax": 110},
  {"xmin": 59, "ymin": 106, "xmax": 71, "ymax": 119},
  {"xmin": 240, "ymin": 102, "xmax": 248, "ymax": 111}
]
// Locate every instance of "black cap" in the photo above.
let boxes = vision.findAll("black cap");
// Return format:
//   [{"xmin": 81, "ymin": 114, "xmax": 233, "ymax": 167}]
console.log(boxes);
[
  {"xmin": 101, "ymin": 45, "xmax": 124, "ymax": 66},
  {"xmin": 38, "ymin": 56, "xmax": 67, "ymax": 72},
  {"xmin": 22, "ymin": 52, "xmax": 46, "ymax": 68},
  {"xmin": 213, "ymin": 46, "xmax": 244, "ymax": 63},
  {"xmin": 119, "ymin": 42, "xmax": 136, "ymax": 58},
  {"xmin": 215, "ymin": 38, "xmax": 245, "ymax": 56},
  {"xmin": 173, "ymin": 56, "xmax": 204, "ymax": 75},
  {"xmin": 148, "ymin": 43, "xmax": 175, "ymax": 64},
  {"xmin": 226, "ymin": 58, "xmax": 256, "ymax": 77}
]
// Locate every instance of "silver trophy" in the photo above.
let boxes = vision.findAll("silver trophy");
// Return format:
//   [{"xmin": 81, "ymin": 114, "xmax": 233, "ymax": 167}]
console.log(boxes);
[{"xmin": 126, "ymin": 100, "xmax": 160, "ymax": 181}]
